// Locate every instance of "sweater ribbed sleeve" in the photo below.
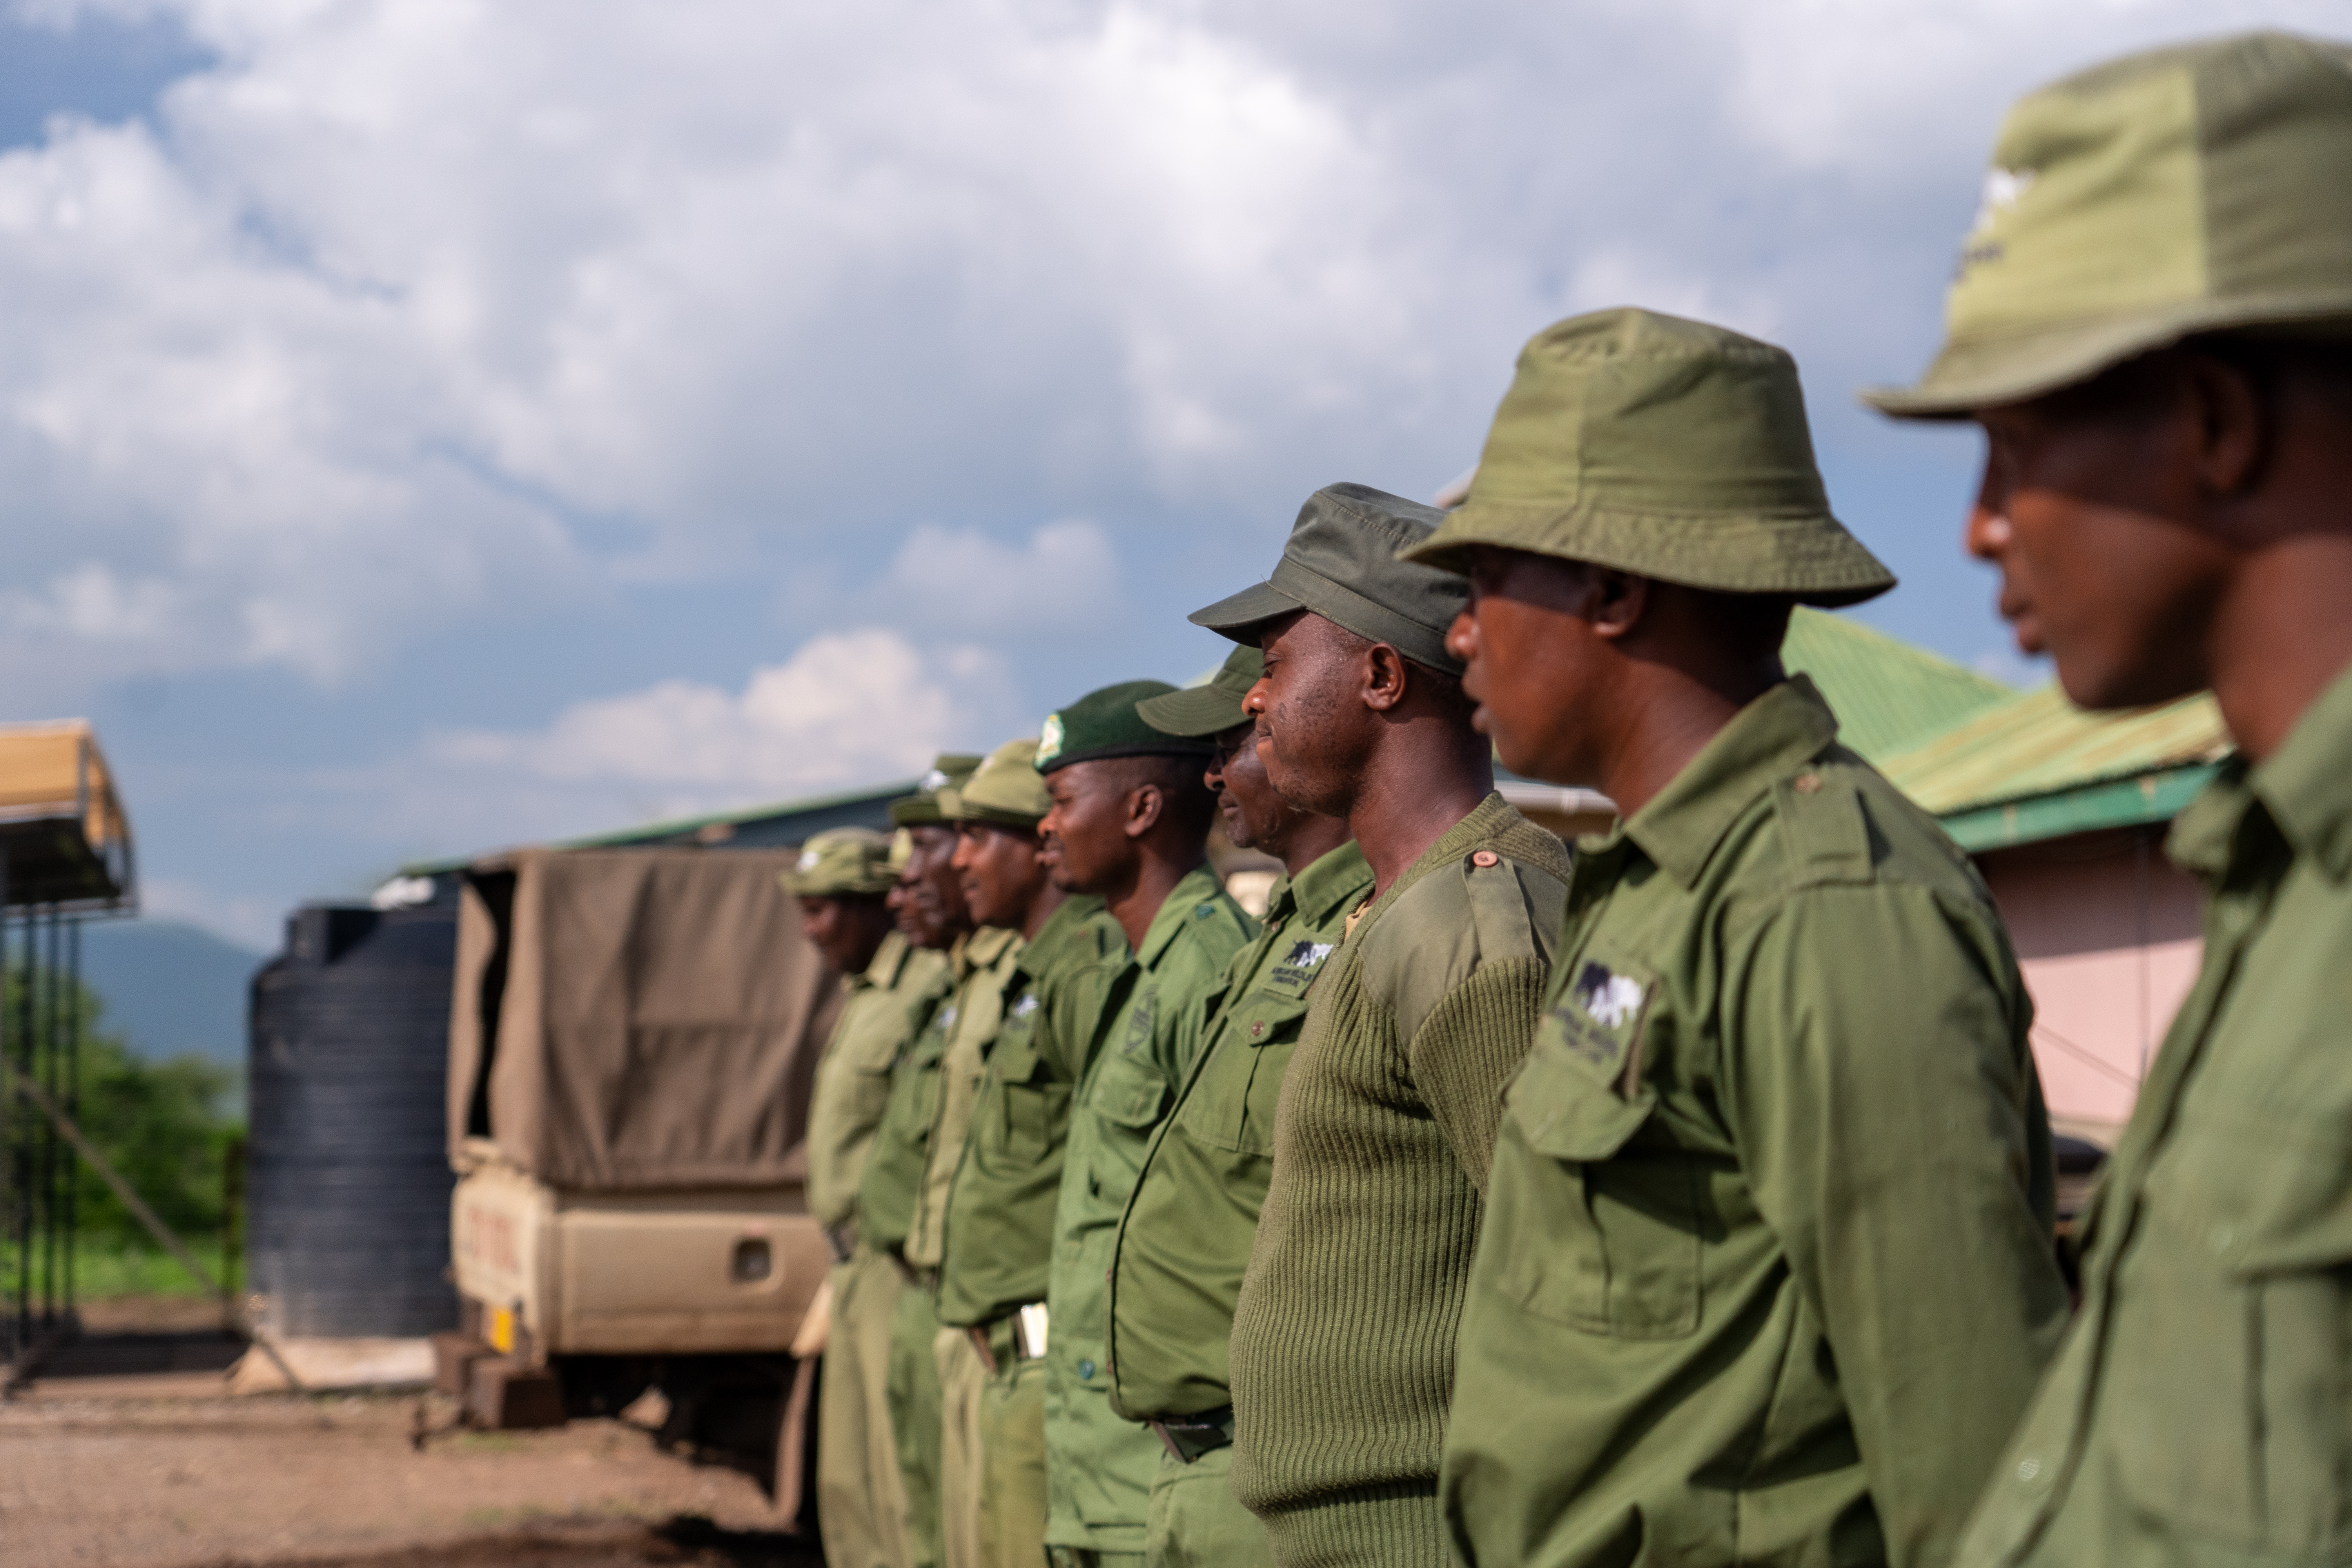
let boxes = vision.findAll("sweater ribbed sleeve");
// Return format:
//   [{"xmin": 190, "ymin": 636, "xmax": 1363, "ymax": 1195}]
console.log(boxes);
[{"xmin": 1229, "ymin": 795, "xmax": 1571, "ymax": 1567}]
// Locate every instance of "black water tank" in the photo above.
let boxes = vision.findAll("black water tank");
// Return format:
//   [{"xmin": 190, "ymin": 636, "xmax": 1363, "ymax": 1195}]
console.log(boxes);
[{"xmin": 248, "ymin": 900, "xmax": 457, "ymax": 1337}]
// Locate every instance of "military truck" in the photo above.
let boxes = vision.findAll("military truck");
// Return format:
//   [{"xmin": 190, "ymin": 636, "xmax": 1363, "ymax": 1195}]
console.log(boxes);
[{"xmin": 433, "ymin": 846, "xmax": 842, "ymax": 1509}]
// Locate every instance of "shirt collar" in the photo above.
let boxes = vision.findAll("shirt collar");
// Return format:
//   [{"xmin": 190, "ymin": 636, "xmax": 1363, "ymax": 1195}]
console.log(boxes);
[
  {"xmin": 963, "ymin": 924, "xmax": 1022, "ymax": 972},
  {"xmin": 1136, "ymin": 864, "xmax": 1230, "ymax": 970},
  {"xmin": 853, "ymin": 929, "xmax": 911, "ymax": 990},
  {"xmin": 1282, "ymin": 840, "xmax": 1373, "ymax": 928},
  {"xmin": 1616, "ymin": 676, "xmax": 1842, "ymax": 888},
  {"xmin": 2248, "ymin": 660, "xmax": 2352, "ymax": 884}
]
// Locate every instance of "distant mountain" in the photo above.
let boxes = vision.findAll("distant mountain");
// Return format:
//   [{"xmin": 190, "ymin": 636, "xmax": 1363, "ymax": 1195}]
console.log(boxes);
[{"xmin": 78, "ymin": 919, "xmax": 265, "ymax": 1073}]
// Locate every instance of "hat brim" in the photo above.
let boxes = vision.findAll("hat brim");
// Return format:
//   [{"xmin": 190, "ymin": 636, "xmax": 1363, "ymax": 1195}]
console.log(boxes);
[
  {"xmin": 1136, "ymin": 685, "xmax": 1250, "ymax": 739},
  {"xmin": 1398, "ymin": 503, "xmax": 1896, "ymax": 610},
  {"xmin": 1864, "ymin": 293, "xmax": 2352, "ymax": 419},
  {"xmin": 889, "ymin": 795, "xmax": 946, "ymax": 827},
  {"xmin": 1186, "ymin": 580, "xmax": 1304, "ymax": 646}
]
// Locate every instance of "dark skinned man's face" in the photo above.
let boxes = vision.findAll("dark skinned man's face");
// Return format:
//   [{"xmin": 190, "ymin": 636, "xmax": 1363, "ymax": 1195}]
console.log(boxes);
[
  {"xmin": 797, "ymin": 895, "xmax": 856, "ymax": 971},
  {"xmin": 1209, "ymin": 719, "xmax": 1294, "ymax": 856},
  {"xmin": 951, "ymin": 822, "xmax": 1050, "ymax": 929},
  {"xmin": 1243, "ymin": 611, "xmax": 1368, "ymax": 819},
  {"xmin": 1039, "ymin": 759, "xmax": 1139, "ymax": 895},
  {"xmin": 1968, "ymin": 371, "xmax": 2239, "ymax": 711},
  {"xmin": 1447, "ymin": 546, "xmax": 1606, "ymax": 786},
  {"xmin": 903, "ymin": 824, "xmax": 970, "ymax": 946}
]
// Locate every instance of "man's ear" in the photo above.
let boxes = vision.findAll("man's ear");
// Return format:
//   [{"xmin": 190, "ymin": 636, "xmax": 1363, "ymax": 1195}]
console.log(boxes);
[
  {"xmin": 1123, "ymin": 782, "xmax": 1166, "ymax": 839},
  {"xmin": 2185, "ymin": 351, "xmax": 2270, "ymax": 502},
  {"xmin": 1361, "ymin": 642, "xmax": 1409, "ymax": 713},
  {"xmin": 1586, "ymin": 569, "xmax": 1648, "ymax": 642}
]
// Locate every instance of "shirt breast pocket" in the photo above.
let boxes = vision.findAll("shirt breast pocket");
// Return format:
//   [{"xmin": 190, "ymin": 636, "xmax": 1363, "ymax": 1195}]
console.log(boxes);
[
  {"xmin": 2110, "ymin": 1098, "xmax": 2352, "ymax": 1555},
  {"xmin": 1180, "ymin": 991, "xmax": 1309, "ymax": 1155},
  {"xmin": 990, "ymin": 1033, "xmax": 1069, "ymax": 1162},
  {"xmin": 1493, "ymin": 1036, "xmax": 1702, "ymax": 1340},
  {"xmin": 1089, "ymin": 1048, "xmax": 1172, "ymax": 1132}
]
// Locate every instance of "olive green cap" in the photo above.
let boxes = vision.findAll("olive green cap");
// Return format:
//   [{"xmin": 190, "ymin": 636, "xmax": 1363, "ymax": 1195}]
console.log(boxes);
[
  {"xmin": 1868, "ymin": 32, "xmax": 2352, "ymax": 419},
  {"xmin": 782, "ymin": 827, "xmax": 895, "ymax": 897},
  {"xmin": 1035, "ymin": 680, "xmax": 1214, "ymax": 775},
  {"xmin": 1401, "ymin": 309, "xmax": 1893, "ymax": 608},
  {"xmin": 888, "ymin": 751, "xmax": 985, "ymax": 827},
  {"xmin": 1137, "ymin": 646, "xmax": 1262, "ymax": 739},
  {"xmin": 1190, "ymin": 484, "xmax": 1468, "ymax": 672},
  {"xmin": 942, "ymin": 738, "xmax": 1052, "ymax": 829},
  {"xmin": 888, "ymin": 828, "xmax": 914, "ymax": 874}
]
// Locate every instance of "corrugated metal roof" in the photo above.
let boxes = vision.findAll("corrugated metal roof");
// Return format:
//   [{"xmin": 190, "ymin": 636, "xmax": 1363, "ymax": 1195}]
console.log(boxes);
[
  {"xmin": 1883, "ymin": 684, "xmax": 2230, "ymax": 820},
  {"xmin": 1782, "ymin": 609, "xmax": 2014, "ymax": 763}
]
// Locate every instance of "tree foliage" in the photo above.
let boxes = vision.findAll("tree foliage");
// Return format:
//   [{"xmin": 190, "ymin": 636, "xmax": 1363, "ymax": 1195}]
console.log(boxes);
[{"xmin": 4, "ymin": 963, "xmax": 238, "ymax": 1247}]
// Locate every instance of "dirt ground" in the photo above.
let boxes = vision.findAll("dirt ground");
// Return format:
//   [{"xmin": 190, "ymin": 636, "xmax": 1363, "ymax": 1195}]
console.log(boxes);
[{"xmin": 0, "ymin": 1301, "xmax": 819, "ymax": 1568}]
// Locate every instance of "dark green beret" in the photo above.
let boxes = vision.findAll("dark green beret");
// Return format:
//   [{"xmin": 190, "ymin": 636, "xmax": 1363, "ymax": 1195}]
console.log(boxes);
[
  {"xmin": 1035, "ymin": 680, "xmax": 1215, "ymax": 775},
  {"xmin": 1190, "ymin": 483, "xmax": 1468, "ymax": 674},
  {"xmin": 1137, "ymin": 646, "xmax": 1261, "ymax": 739},
  {"xmin": 888, "ymin": 751, "xmax": 984, "ymax": 827}
]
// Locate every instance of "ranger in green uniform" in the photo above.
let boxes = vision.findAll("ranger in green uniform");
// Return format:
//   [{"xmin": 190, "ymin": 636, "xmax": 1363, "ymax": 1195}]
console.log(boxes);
[
  {"xmin": 862, "ymin": 757, "xmax": 982, "ymax": 1568},
  {"xmin": 1198, "ymin": 485, "xmax": 1574, "ymax": 1566},
  {"xmin": 1865, "ymin": 34, "xmax": 2352, "ymax": 1568},
  {"xmin": 1107, "ymin": 646, "xmax": 1365, "ymax": 1568},
  {"xmin": 795, "ymin": 828, "xmax": 950, "ymax": 1568},
  {"xmin": 1036, "ymin": 681, "xmax": 1256, "ymax": 1568},
  {"xmin": 936, "ymin": 742, "xmax": 1127, "ymax": 1568},
  {"xmin": 1413, "ymin": 307, "xmax": 2069, "ymax": 1568},
  {"xmin": 905, "ymin": 748, "xmax": 1036, "ymax": 1568}
]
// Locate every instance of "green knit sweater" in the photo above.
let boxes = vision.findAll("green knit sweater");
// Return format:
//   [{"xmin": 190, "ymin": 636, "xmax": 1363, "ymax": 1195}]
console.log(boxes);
[{"xmin": 1230, "ymin": 793, "xmax": 1572, "ymax": 1567}]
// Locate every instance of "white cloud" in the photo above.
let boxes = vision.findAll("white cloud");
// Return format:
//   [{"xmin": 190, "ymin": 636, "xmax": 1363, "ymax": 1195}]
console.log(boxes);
[
  {"xmin": 432, "ymin": 626, "xmax": 1018, "ymax": 813},
  {"xmin": 882, "ymin": 518, "xmax": 1122, "ymax": 639},
  {"xmin": 5, "ymin": 0, "xmax": 2341, "ymax": 706}
]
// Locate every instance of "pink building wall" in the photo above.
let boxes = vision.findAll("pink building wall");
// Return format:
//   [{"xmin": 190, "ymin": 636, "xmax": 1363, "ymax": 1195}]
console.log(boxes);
[{"xmin": 1975, "ymin": 828, "xmax": 2206, "ymax": 1146}]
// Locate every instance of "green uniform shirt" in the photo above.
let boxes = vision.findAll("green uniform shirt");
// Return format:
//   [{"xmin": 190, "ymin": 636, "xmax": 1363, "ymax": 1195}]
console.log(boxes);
[
  {"xmin": 1441, "ymin": 677, "xmax": 2069, "ymax": 1568},
  {"xmin": 1230, "ymin": 794, "xmax": 1572, "ymax": 1567},
  {"xmin": 858, "ymin": 937, "xmax": 963, "ymax": 1255},
  {"xmin": 936, "ymin": 894, "xmax": 1126, "ymax": 1328},
  {"xmin": 905, "ymin": 926, "xmax": 1024, "ymax": 1272},
  {"xmin": 1045, "ymin": 865, "xmax": 1257, "ymax": 1553},
  {"xmin": 1957, "ymin": 664, "xmax": 2352, "ymax": 1568},
  {"xmin": 807, "ymin": 933, "xmax": 949, "ymax": 1232},
  {"xmin": 1107, "ymin": 840, "xmax": 1372, "ymax": 1421}
]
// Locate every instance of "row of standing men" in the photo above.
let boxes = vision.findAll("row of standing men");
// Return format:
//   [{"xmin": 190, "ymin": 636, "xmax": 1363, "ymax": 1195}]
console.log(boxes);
[{"xmin": 791, "ymin": 32, "xmax": 2352, "ymax": 1568}]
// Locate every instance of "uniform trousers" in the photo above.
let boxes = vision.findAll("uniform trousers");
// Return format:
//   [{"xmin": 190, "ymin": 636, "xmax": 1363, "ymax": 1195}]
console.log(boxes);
[
  {"xmin": 980, "ymin": 1350, "xmax": 1049, "ymax": 1568},
  {"xmin": 887, "ymin": 1274, "xmax": 947, "ymax": 1568},
  {"xmin": 818, "ymin": 1245, "xmax": 913, "ymax": 1568},
  {"xmin": 936, "ymin": 1327, "xmax": 989, "ymax": 1568},
  {"xmin": 1143, "ymin": 1446, "xmax": 1269, "ymax": 1568}
]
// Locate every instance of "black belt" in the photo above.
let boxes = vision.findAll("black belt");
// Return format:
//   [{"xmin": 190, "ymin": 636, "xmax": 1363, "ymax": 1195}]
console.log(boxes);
[{"xmin": 1149, "ymin": 1406, "xmax": 1234, "ymax": 1463}]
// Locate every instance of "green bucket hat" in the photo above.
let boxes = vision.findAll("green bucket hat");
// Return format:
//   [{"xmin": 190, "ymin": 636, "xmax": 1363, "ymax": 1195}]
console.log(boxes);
[
  {"xmin": 1137, "ymin": 646, "xmax": 1263, "ymax": 739},
  {"xmin": 1868, "ymin": 32, "xmax": 2352, "ymax": 418},
  {"xmin": 1035, "ymin": 680, "xmax": 1214, "ymax": 775},
  {"xmin": 889, "ymin": 751, "xmax": 985, "ymax": 828},
  {"xmin": 1190, "ymin": 484, "xmax": 1468, "ymax": 672},
  {"xmin": 942, "ymin": 738, "xmax": 1052, "ymax": 829},
  {"xmin": 1402, "ymin": 309, "xmax": 1894, "ymax": 607},
  {"xmin": 783, "ymin": 827, "xmax": 895, "ymax": 897}
]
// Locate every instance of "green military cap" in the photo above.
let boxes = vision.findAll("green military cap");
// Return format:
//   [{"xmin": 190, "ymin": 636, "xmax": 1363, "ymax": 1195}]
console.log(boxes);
[
  {"xmin": 783, "ymin": 826, "xmax": 895, "ymax": 897},
  {"xmin": 889, "ymin": 751, "xmax": 985, "ymax": 827},
  {"xmin": 888, "ymin": 827, "xmax": 915, "ymax": 874},
  {"xmin": 943, "ymin": 738, "xmax": 1054, "ymax": 829},
  {"xmin": 1190, "ymin": 484, "xmax": 1468, "ymax": 673},
  {"xmin": 1136, "ymin": 646, "xmax": 1263, "ymax": 739},
  {"xmin": 1868, "ymin": 32, "xmax": 2352, "ymax": 418},
  {"xmin": 1401, "ymin": 309, "xmax": 1894, "ymax": 608},
  {"xmin": 1035, "ymin": 680, "xmax": 1215, "ymax": 775}
]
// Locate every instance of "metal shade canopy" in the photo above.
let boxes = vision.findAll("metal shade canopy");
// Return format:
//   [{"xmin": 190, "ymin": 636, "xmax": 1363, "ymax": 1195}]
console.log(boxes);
[{"xmin": 0, "ymin": 721, "xmax": 136, "ymax": 911}]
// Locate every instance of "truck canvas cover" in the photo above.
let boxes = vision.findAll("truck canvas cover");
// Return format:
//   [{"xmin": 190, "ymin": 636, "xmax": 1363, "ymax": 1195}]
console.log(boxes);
[{"xmin": 446, "ymin": 847, "xmax": 843, "ymax": 1191}]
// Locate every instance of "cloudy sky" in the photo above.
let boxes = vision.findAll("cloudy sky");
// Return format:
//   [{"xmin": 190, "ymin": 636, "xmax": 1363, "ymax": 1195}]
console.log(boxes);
[{"xmin": 2, "ymin": 0, "xmax": 2340, "ymax": 949}]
